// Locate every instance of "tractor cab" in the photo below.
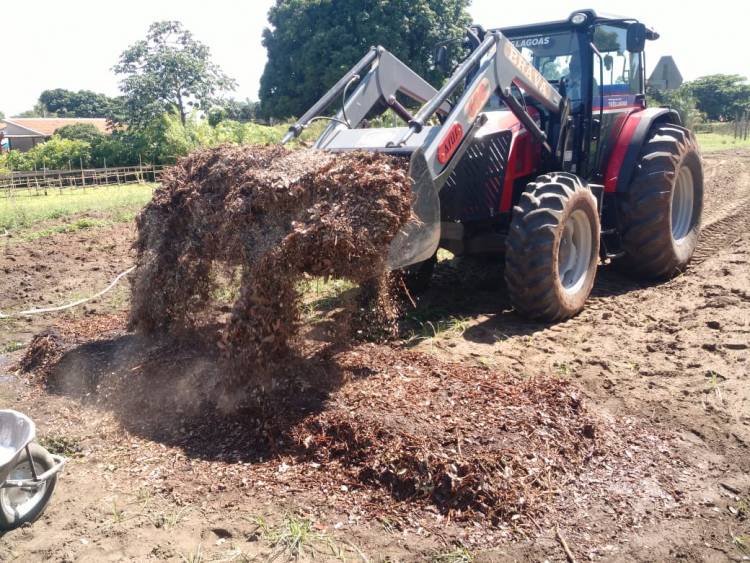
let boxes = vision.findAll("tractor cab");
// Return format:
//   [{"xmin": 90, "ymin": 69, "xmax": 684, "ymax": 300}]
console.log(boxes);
[{"xmin": 493, "ymin": 10, "xmax": 655, "ymax": 180}]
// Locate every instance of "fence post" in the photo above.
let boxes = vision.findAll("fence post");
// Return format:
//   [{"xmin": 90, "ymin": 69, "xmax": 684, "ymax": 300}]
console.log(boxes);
[
  {"xmin": 33, "ymin": 162, "xmax": 40, "ymax": 194},
  {"xmin": 80, "ymin": 157, "xmax": 85, "ymax": 192},
  {"xmin": 8, "ymin": 164, "xmax": 14, "ymax": 198},
  {"xmin": 139, "ymin": 154, "xmax": 144, "ymax": 184},
  {"xmin": 739, "ymin": 111, "xmax": 744, "ymax": 140}
]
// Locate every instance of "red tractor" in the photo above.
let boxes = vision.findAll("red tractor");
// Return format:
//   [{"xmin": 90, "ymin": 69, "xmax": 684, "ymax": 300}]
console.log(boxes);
[{"xmin": 282, "ymin": 9, "xmax": 703, "ymax": 321}]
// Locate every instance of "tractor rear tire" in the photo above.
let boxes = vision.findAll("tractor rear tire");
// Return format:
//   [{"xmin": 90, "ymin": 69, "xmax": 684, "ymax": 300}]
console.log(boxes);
[
  {"xmin": 505, "ymin": 172, "xmax": 600, "ymax": 321},
  {"xmin": 618, "ymin": 125, "xmax": 703, "ymax": 279}
]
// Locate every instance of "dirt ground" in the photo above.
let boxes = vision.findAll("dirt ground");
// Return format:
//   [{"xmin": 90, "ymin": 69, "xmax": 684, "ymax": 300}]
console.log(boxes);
[{"xmin": 0, "ymin": 149, "xmax": 749, "ymax": 562}]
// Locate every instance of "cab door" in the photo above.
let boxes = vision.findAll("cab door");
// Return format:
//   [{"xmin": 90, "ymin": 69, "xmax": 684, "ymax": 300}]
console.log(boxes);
[{"xmin": 589, "ymin": 24, "xmax": 646, "ymax": 175}]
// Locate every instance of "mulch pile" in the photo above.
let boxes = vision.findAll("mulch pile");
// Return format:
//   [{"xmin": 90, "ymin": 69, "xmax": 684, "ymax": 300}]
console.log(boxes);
[
  {"xmin": 128, "ymin": 145, "xmax": 411, "ymax": 379},
  {"xmin": 17, "ymin": 313, "xmax": 126, "ymax": 381},
  {"xmin": 291, "ymin": 346, "xmax": 603, "ymax": 524}
]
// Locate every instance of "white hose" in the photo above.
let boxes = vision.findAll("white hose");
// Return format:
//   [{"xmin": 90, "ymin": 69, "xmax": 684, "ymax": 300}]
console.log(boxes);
[{"xmin": 0, "ymin": 266, "xmax": 135, "ymax": 319}]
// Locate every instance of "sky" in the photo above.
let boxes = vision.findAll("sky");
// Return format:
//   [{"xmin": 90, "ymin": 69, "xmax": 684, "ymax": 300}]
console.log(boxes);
[{"xmin": 1, "ymin": 0, "xmax": 748, "ymax": 117}]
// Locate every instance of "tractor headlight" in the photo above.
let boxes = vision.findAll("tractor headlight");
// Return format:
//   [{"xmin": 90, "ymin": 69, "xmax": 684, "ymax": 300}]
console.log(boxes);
[{"xmin": 570, "ymin": 12, "xmax": 588, "ymax": 25}]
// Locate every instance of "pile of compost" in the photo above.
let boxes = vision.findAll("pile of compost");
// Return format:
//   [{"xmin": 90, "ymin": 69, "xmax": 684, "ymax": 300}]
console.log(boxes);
[
  {"xmin": 128, "ymin": 145, "xmax": 411, "ymax": 378},
  {"xmin": 292, "ymin": 346, "xmax": 605, "ymax": 524}
]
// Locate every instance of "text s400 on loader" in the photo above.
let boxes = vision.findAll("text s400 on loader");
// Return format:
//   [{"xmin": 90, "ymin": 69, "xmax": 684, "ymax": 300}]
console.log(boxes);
[{"xmin": 281, "ymin": 9, "xmax": 703, "ymax": 321}]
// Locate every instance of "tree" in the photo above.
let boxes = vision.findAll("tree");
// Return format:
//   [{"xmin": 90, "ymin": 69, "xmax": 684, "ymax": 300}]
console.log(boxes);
[
  {"xmin": 38, "ymin": 89, "xmax": 118, "ymax": 118},
  {"xmin": 208, "ymin": 98, "xmax": 259, "ymax": 126},
  {"xmin": 113, "ymin": 20, "xmax": 237, "ymax": 128},
  {"xmin": 647, "ymin": 84, "xmax": 701, "ymax": 129},
  {"xmin": 684, "ymin": 74, "xmax": 750, "ymax": 121},
  {"xmin": 0, "ymin": 110, "xmax": 4, "ymax": 120},
  {"xmin": 259, "ymin": 0, "xmax": 471, "ymax": 119},
  {"xmin": 56, "ymin": 123, "xmax": 106, "ymax": 144}
]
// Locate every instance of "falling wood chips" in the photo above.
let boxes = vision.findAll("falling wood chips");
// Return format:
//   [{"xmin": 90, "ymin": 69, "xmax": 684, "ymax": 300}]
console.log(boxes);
[{"xmin": 128, "ymin": 145, "xmax": 412, "ymax": 380}]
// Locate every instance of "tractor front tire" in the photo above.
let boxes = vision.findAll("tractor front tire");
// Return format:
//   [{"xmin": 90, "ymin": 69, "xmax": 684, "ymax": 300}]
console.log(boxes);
[
  {"xmin": 618, "ymin": 125, "xmax": 703, "ymax": 279},
  {"xmin": 505, "ymin": 172, "xmax": 600, "ymax": 321}
]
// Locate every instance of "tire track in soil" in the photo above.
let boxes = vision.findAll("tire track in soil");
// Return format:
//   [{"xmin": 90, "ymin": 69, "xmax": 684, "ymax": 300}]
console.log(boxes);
[{"xmin": 692, "ymin": 152, "xmax": 750, "ymax": 263}]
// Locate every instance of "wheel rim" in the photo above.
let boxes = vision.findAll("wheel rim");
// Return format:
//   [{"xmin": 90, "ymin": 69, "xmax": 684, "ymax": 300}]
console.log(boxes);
[
  {"xmin": 671, "ymin": 165, "xmax": 694, "ymax": 242},
  {"xmin": 558, "ymin": 209, "xmax": 593, "ymax": 295},
  {"xmin": 0, "ymin": 460, "xmax": 47, "ymax": 520}
]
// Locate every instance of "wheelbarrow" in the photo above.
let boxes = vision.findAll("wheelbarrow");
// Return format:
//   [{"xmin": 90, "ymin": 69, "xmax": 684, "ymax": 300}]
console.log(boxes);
[{"xmin": 0, "ymin": 410, "xmax": 66, "ymax": 531}]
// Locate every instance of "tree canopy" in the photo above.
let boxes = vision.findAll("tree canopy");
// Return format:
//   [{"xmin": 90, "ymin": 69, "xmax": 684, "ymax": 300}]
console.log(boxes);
[
  {"xmin": 113, "ymin": 20, "xmax": 237, "ymax": 128},
  {"xmin": 56, "ymin": 123, "xmax": 106, "ymax": 144},
  {"xmin": 208, "ymin": 98, "xmax": 260, "ymax": 126},
  {"xmin": 684, "ymin": 74, "xmax": 750, "ymax": 121},
  {"xmin": 38, "ymin": 89, "xmax": 119, "ymax": 118},
  {"xmin": 259, "ymin": 0, "xmax": 471, "ymax": 119}
]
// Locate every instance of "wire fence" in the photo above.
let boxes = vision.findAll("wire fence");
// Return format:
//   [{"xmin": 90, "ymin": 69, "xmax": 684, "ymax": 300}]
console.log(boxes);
[{"xmin": 0, "ymin": 164, "xmax": 166, "ymax": 196}]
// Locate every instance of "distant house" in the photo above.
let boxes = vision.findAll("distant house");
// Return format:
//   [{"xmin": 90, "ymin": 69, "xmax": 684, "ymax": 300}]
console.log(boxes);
[
  {"xmin": 0, "ymin": 118, "xmax": 111, "ymax": 152},
  {"xmin": 648, "ymin": 56, "xmax": 683, "ymax": 91}
]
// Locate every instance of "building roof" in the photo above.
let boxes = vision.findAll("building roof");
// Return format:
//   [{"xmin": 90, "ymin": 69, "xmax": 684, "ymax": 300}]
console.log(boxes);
[
  {"xmin": 648, "ymin": 56, "xmax": 683, "ymax": 91},
  {"xmin": 2, "ymin": 118, "xmax": 111, "ymax": 137}
]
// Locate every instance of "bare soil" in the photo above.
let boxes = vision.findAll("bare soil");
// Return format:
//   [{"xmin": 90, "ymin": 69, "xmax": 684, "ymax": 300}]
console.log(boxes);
[{"xmin": 0, "ymin": 149, "xmax": 748, "ymax": 562}]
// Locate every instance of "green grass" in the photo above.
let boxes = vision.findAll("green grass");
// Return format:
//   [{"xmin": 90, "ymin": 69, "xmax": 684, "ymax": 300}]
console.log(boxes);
[
  {"xmin": 39, "ymin": 434, "xmax": 83, "ymax": 457},
  {"xmin": 696, "ymin": 132, "xmax": 750, "ymax": 152},
  {"xmin": 733, "ymin": 534, "xmax": 749, "ymax": 554},
  {"xmin": 178, "ymin": 544, "xmax": 204, "ymax": 563},
  {"xmin": 21, "ymin": 217, "xmax": 108, "ymax": 241},
  {"xmin": 0, "ymin": 183, "xmax": 155, "ymax": 233},
  {"xmin": 297, "ymin": 277, "xmax": 357, "ymax": 321},
  {"xmin": 432, "ymin": 547, "xmax": 474, "ymax": 563},
  {"xmin": 1, "ymin": 341, "xmax": 24, "ymax": 353},
  {"xmin": 251, "ymin": 515, "xmax": 344, "ymax": 560}
]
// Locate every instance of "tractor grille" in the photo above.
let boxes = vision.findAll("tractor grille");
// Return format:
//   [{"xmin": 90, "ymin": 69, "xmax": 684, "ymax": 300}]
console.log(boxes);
[{"xmin": 440, "ymin": 131, "xmax": 512, "ymax": 222}]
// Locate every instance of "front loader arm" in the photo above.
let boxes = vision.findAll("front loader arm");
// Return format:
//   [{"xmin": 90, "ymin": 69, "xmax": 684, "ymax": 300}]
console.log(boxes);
[
  {"xmin": 281, "ymin": 47, "xmax": 451, "ymax": 146},
  {"xmin": 399, "ymin": 31, "xmax": 564, "ymax": 187}
]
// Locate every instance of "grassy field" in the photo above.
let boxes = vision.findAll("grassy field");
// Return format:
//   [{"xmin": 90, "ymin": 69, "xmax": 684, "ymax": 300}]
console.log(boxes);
[
  {"xmin": 0, "ymin": 183, "xmax": 155, "ymax": 235},
  {"xmin": 696, "ymin": 132, "xmax": 750, "ymax": 152}
]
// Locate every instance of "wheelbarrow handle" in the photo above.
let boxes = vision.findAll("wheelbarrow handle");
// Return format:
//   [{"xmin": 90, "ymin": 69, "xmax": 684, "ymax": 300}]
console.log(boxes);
[{"xmin": 1, "ymin": 454, "xmax": 67, "ymax": 488}]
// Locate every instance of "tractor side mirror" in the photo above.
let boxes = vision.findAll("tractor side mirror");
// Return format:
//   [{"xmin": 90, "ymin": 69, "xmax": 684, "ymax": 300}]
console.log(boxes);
[
  {"xmin": 435, "ymin": 44, "xmax": 450, "ymax": 74},
  {"xmin": 627, "ymin": 23, "xmax": 647, "ymax": 52},
  {"xmin": 603, "ymin": 54, "xmax": 613, "ymax": 71}
]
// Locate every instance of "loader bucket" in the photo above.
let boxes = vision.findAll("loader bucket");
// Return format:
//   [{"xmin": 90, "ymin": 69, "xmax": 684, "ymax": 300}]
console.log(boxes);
[{"xmin": 386, "ymin": 148, "xmax": 441, "ymax": 270}]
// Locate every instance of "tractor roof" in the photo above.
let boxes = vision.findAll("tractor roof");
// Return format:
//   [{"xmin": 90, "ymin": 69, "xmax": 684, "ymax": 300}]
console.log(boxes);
[{"xmin": 495, "ymin": 9, "xmax": 646, "ymax": 36}]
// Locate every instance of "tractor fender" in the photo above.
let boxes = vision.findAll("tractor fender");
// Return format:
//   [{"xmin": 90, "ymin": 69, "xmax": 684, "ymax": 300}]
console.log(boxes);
[{"xmin": 603, "ymin": 107, "xmax": 681, "ymax": 193}]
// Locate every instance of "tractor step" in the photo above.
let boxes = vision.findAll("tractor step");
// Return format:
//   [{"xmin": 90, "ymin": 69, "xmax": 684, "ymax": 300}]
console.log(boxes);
[{"xmin": 605, "ymin": 251, "xmax": 625, "ymax": 259}]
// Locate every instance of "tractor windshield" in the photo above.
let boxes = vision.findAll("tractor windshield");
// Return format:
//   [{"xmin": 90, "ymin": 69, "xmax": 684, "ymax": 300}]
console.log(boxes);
[{"xmin": 505, "ymin": 30, "xmax": 584, "ymax": 103}]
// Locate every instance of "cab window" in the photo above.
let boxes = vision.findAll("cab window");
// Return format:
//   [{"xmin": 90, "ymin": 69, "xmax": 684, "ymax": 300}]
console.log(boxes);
[
  {"xmin": 592, "ymin": 25, "xmax": 643, "ymax": 102},
  {"xmin": 505, "ymin": 31, "xmax": 586, "ymax": 106}
]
